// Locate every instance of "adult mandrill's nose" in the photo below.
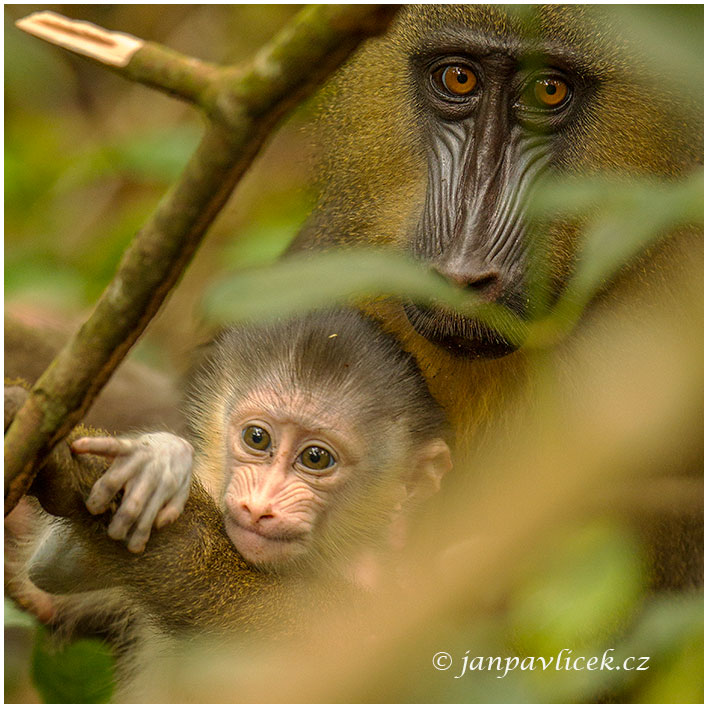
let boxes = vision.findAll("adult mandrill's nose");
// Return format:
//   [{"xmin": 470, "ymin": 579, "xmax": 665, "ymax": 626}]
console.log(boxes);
[{"xmin": 435, "ymin": 263, "xmax": 504, "ymax": 302}]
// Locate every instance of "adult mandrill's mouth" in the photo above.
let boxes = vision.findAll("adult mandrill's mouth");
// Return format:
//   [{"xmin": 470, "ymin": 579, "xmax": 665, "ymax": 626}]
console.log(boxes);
[{"xmin": 403, "ymin": 302, "xmax": 521, "ymax": 359}]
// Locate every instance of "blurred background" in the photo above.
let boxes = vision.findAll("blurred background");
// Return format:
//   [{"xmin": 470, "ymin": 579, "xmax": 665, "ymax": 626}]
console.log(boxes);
[
  {"xmin": 5, "ymin": 4, "xmax": 309, "ymax": 378},
  {"xmin": 4, "ymin": 4, "xmax": 703, "ymax": 704}
]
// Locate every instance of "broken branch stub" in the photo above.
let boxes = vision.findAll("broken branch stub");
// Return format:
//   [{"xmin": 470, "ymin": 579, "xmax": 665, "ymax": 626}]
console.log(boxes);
[{"xmin": 16, "ymin": 11, "xmax": 143, "ymax": 67}]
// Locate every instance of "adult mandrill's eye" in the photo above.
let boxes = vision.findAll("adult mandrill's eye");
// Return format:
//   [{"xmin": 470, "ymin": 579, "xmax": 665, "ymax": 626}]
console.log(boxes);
[
  {"xmin": 242, "ymin": 425, "xmax": 271, "ymax": 451},
  {"xmin": 524, "ymin": 76, "xmax": 571, "ymax": 110},
  {"xmin": 432, "ymin": 63, "xmax": 478, "ymax": 98},
  {"xmin": 299, "ymin": 446, "xmax": 335, "ymax": 471}
]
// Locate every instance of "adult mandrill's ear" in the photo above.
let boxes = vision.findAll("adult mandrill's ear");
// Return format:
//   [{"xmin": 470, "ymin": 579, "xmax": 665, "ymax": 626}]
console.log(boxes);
[{"xmin": 407, "ymin": 438, "xmax": 452, "ymax": 505}]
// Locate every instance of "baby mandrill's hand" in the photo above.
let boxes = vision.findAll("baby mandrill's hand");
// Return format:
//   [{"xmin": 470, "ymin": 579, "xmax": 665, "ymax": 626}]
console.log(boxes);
[{"xmin": 71, "ymin": 432, "xmax": 193, "ymax": 553}]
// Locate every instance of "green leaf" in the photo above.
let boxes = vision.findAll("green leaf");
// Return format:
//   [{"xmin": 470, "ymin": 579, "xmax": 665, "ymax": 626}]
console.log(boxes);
[
  {"xmin": 566, "ymin": 175, "xmax": 701, "ymax": 303},
  {"xmin": 607, "ymin": 6, "xmax": 703, "ymax": 95},
  {"xmin": 101, "ymin": 124, "xmax": 202, "ymax": 182},
  {"xmin": 528, "ymin": 172, "xmax": 703, "ymax": 224},
  {"xmin": 633, "ymin": 625, "xmax": 702, "ymax": 703},
  {"xmin": 504, "ymin": 522, "xmax": 646, "ymax": 702},
  {"xmin": 508, "ymin": 521, "xmax": 644, "ymax": 657},
  {"xmin": 620, "ymin": 592, "xmax": 703, "ymax": 672},
  {"xmin": 224, "ymin": 202, "xmax": 309, "ymax": 269},
  {"xmin": 527, "ymin": 171, "xmax": 703, "ymax": 335},
  {"xmin": 31, "ymin": 626, "xmax": 116, "ymax": 703},
  {"xmin": 203, "ymin": 249, "xmax": 443, "ymax": 320},
  {"xmin": 611, "ymin": 593, "xmax": 703, "ymax": 702},
  {"xmin": 202, "ymin": 248, "xmax": 526, "ymax": 342},
  {"xmin": 4, "ymin": 598, "xmax": 37, "ymax": 629}
]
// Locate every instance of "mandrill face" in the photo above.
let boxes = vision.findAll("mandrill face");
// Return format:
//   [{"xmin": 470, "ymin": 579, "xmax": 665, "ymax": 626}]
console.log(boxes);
[
  {"xmin": 221, "ymin": 391, "xmax": 358, "ymax": 571},
  {"xmin": 402, "ymin": 13, "xmax": 587, "ymax": 357},
  {"xmin": 295, "ymin": 6, "xmax": 701, "ymax": 359}
]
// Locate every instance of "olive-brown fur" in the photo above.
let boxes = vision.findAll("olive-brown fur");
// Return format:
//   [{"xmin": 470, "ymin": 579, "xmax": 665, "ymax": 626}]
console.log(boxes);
[
  {"xmin": 291, "ymin": 6, "xmax": 702, "ymax": 586},
  {"xmin": 5, "ymin": 386, "xmax": 314, "ymax": 636}
]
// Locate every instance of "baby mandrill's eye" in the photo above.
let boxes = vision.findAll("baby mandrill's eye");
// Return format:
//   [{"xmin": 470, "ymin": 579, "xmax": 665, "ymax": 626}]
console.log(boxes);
[
  {"xmin": 299, "ymin": 446, "xmax": 335, "ymax": 471},
  {"xmin": 242, "ymin": 425, "xmax": 271, "ymax": 451}
]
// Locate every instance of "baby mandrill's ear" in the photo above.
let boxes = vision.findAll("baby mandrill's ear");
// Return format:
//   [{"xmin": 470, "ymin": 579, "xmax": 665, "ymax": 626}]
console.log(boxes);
[
  {"xmin": 29, "ymin": 529, "xmax": 119, "ymax": 595},
  {"xmin": 407, "ymin": 438, "xmax": 452, "ymax": 504}
]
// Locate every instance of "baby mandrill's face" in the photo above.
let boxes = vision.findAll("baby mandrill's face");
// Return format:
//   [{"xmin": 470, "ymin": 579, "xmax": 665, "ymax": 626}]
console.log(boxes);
[{"xmin": 221, "ymin": 399, "xmax": 356, "ymax": 570}]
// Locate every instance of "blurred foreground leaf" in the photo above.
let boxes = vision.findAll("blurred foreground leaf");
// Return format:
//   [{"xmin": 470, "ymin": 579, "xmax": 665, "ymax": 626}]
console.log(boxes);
[
  {"xmin": 202, "ymin": 249, "xmax": 525, "ymax": 340},
  {"xmin": 207, "ymin": 172, "xmax": 701, "ymax": 350},
  {"xmin": 509, "ymin": 521, "xmax": 644, "ymax": 658},
  {"xmin": 505, "ymin": 522, "xmax": 646, "ymax": 701},
  {"xmin": 526, "ymin": 171, "xmax": 703, "ymax": 342},
  {"xmin": 203, "ymin": 249, "xmax": 448, "ymax": 320},
  {"xmin": 31, "ymin": 626, "xmax": 116, "ymax": 703},
  {"xmin": 534, "ymin": 172, "xmax": 702, "ymax": 302},
  {"xmin": 623, "ymin": 593, "xmax": 703, "ymax": 703},
  {"xmin": 608, "ymin": 5, "xmax": 703, "ymax": 94},
  {"xmin": 4, "ymin": 599, "xmax": 38, "ymax": 629}
]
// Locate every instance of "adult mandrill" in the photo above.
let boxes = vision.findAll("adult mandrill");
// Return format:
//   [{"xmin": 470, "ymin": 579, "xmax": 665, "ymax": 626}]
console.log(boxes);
[
  {"xmin": 34, "ymin": 309, "xmax": 451, "ymax": 586},
  {"xmin": 292, "ymin": 5, "xmax": 701, "ymax": 425},
  {"xmin": 289, "ymin": 5, "xmax": 702, "ymax": 587}
]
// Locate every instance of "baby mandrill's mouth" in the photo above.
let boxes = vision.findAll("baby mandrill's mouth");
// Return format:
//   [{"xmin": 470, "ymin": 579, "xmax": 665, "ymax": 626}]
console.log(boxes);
[{"xmin": 224, "ymin": 516, "xmax": 309, "ymax": 568}]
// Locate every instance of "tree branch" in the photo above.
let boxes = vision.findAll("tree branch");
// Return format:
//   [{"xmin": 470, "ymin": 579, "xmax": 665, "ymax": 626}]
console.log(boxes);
[
  {"xmin": 6, "ymin": 5, "xmax": 399, "ymax": 515},
  {"xmin": 15, "ymin": 7, "xmax": 398, "ymax": 123}
]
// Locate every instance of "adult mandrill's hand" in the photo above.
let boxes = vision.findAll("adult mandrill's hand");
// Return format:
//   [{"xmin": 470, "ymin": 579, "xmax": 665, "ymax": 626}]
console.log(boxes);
[{"xmin": 71, "ymin": 432, "xmax": 193, "ymax": 553}]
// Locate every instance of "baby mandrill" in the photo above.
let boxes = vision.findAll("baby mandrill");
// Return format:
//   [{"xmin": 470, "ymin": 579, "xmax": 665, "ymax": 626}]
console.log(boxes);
[{"xmin": 70, "ymin": 309, "xmax": 452, "ymax": 574}]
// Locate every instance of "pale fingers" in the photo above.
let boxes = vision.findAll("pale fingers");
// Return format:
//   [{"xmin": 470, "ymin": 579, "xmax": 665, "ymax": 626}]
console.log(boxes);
[
  {"xmin": 86, "ymin": 455, "xmax": 145, "ymax": 514},
  {"xmin": 71, "ymin": 436, "xmax": 136, "ymax": 458},
  {"xmin": 77, "ymin": 432, "xmax": 194, "ymax": 551},
  {"xmin": 155, "ymin": 477, "xmax": 191, "ymax": 529},
  {"xmin": 107, "ymin": 472, "xmax": 160, "ymax": 541},
  {"xmin": 126, "ymin": 490, "xmax": 167, "ymax": 553}
]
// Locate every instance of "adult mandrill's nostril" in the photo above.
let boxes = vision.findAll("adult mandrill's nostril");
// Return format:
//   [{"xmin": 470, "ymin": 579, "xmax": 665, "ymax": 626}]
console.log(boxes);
[
  {"xmin": 436, "ymin": 266, "xmax": 503, "ymax": 302},
  {"xmin": 465, "ymin": 271, "xmax": 502, "ymax": 300}
]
